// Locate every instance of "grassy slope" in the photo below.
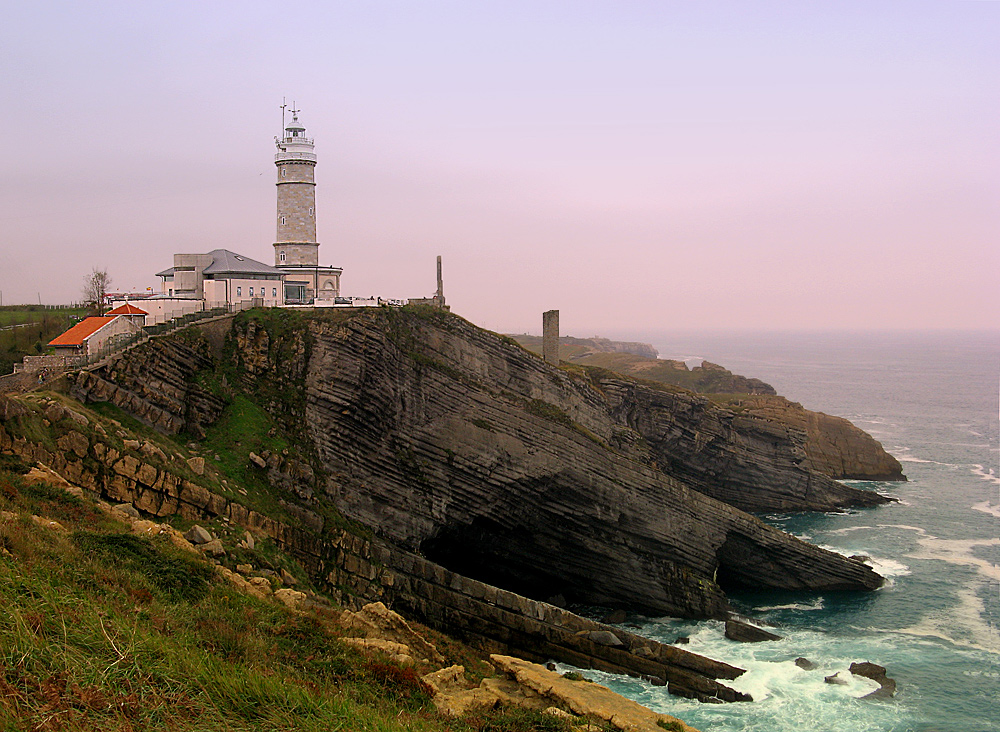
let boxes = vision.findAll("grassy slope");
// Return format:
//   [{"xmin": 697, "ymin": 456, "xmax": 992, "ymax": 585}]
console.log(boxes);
[
  {"xmin": 507, "ymin": 335, "xmax": 759, "ymax": 395},
  {"xmin": 0, "ymin": 452, "xmax": 580, "ymax": 732}
]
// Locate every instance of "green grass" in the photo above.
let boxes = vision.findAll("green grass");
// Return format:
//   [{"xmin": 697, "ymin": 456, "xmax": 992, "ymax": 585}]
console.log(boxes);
[
  {"xmin": 0, "ymin": 463, "xmax": 587, "ymax": 732},
  {"xmin": 0, "ymin": 306, "xmax": 89, "ymax": 375},
  {"xmin": 197, "ymin": 394, "xmax": 294, "ymax": 514}
]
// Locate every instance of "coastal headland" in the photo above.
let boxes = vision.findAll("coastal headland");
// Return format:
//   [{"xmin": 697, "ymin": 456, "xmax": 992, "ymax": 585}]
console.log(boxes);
[{"xmin": 0, "ymin": 306, "xmax": 900, "ymax": 725}]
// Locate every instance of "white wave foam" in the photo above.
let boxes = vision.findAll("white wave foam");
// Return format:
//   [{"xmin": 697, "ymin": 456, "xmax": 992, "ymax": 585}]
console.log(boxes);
[
  {"xmin": 897, "ymin": 455, "xmax": 951, "ymax": 465},
  {"xmin": 901, "ymin": 535, "xmax": 1000, "ymax": 654},
  {"xmin": 726, "ymin": 657, "xmax": 881, "ymax": 704},
  {"xmin": 755, "ymin": 599, "xmax": 825, "ymax": 612},
  {"xmin": 825, "ymin": 526, "xmax": 877, "ymax": 535},
  {"xmin": 907, "ymin": 536, "xmax": 1000, "ymax": 581},
  {"xmin": 875, "ymin": 523, "xmax": 929, "ymax": 535},
  {"xmin": 815, "ymin": 543, "xmax": 910, "ymax": 579},
  {"xmin": 971, "ymin": 501, "xmax": 1000, "ymax": 519},
  {"xmin": 892, "ymin": 586, "xmax": 1000, "ymax": 655},
  {"xmin": 867, "ymin": 556, "xmax": 912, "ymax": 578},
  {"xmin": 970, "ymin": 464, "xmax": 1000, "ymax": 485}
]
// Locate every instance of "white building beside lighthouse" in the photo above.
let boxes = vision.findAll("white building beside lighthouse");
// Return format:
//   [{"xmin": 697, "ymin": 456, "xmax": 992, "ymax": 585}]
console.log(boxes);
[{"xmin": 273, "ymin": 109, "xmax": 342, "ymax": 302}]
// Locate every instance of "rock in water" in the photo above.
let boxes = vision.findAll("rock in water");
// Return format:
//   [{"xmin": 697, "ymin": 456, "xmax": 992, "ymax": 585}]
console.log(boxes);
[
  {"xmin": 850, "ymin": 661, "xmax": 897, "ymax": 699},
  {"xmin": 724, "ymin": 620, "xmax": 782, "ymax": 643}
]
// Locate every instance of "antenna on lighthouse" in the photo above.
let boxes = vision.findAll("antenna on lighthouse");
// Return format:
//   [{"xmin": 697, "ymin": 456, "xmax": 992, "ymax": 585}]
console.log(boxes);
[{"xmin": 280, "ymin": 97, "xmax": 288, "ymax": 134}]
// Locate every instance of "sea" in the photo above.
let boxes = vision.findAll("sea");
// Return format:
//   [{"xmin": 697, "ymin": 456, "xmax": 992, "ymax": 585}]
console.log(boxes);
[{"xmin": 565, "ymin": 330, "xmax": 1000, "ymax": 732}]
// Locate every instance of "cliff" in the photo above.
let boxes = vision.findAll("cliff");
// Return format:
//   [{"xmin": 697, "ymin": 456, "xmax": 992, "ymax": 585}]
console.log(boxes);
[
  {"xmin": 218, "ymin": 307, "xmax": 884, "ymax": 619},
  {"xmin": 710, "ymin": 394, "xmax": 904, "ymax": 481},
  {"xmin": 60, "ymin": 309, "xmax": 890, "ymax": 621},
  {"xmin": 511, "ymin": 334, "xmax": 904, "ymax": 482}
]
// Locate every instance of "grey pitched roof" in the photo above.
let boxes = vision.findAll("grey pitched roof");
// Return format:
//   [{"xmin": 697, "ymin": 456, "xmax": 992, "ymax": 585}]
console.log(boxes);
[
  {"xmin": 203, "ymin": 249, "xmax": 284, "ymax": 275},
  {"xmin": 156, "ymin": 266, "xmax": 175, "ymax": 277}
]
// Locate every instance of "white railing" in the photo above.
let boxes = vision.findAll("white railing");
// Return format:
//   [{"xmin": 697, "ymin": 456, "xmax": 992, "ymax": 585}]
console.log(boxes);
[{"xmin": 275, "ymin": 151, "xmax": 317, "ymax": 163}]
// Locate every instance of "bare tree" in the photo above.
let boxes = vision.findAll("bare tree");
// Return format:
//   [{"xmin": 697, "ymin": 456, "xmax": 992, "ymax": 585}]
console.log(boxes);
[{"xmin": 82, "ymin": 268, "xmax": 112, "ymax": 315}]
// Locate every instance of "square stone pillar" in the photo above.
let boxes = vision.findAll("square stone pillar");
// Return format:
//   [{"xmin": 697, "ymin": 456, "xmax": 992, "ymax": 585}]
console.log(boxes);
[{"xmin": 542, "ymin": 310, "xmax": 559, "ymax": 366}]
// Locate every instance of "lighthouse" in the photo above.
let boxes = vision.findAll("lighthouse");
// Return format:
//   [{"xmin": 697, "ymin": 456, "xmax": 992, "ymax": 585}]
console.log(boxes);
[{"xmin": 274, "ymin": 106, "xmax": 342, "ymax": 302}]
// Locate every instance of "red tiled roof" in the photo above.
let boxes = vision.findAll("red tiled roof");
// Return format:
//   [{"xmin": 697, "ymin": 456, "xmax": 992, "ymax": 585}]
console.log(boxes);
[
  {"xmin": 106, "ymin": 304, "xmax": 148, "ymax": 316},
  {"xmin": 48, "ymin": 316, "xmax": 118, "ymax": 347}
]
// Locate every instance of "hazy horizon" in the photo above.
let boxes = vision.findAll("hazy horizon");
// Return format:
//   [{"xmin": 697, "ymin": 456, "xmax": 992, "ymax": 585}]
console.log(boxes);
[{"xmin": 2, "ymin": 1, "xmax": 997, "ymax": 335}]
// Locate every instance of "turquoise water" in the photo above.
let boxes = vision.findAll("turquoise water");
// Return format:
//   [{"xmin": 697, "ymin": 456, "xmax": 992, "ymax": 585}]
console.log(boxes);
[{"xmin": 572, "ymin": 331, "xmax": 1000, "ymax": 732}]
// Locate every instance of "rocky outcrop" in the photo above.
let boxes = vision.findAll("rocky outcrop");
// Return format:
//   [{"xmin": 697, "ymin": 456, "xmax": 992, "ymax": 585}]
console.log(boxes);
[
  {"xmin": 10, "ymin": 309, "xmax": 893, "ymax": 698},
  {"xmin": 717, "ymin": 395, "xmax": 905, "ymax": 481},
  {"xmin": 850, "ymin": 662, "xmax": 897, "ymax": 699},
  {"xmin": 603, "ymin": 381, "xmax": 892, "ymax": 513},
  {"xmin": 227, "ymin": 307, "xmax": 888, "ymax": 621},
  {"xmin": 724, "ymin": 619, "xmax": 782, "ymax": 643},
  {"xmin": 686, "ymin": 360, "xmax": 777, "ymax": 396},
  {"xmin": 68, "ymin": 335, "xmax": 226, "ymax": 436},
  {"xmin": 509, "ymin": 334, "xmax": 903, "ymax": 482},
  {"xmin": 428, "ymin": 655, "xmax": 702, "ymax": 731}
]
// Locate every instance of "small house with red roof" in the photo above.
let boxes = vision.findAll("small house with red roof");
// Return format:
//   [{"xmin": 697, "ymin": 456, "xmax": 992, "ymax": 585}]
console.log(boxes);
[
  {"xmin": 48, "ymin": 311, "xmax": 144, "ymax": 358},
  {"xmin": 105, "ymin": 303, "xmax": 149, "ymax": 328}
]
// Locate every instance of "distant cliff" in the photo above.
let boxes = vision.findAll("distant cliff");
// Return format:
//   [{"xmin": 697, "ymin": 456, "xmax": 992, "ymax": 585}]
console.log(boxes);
[
  {"xmin": 710, "ymin": 394, "xmax": 905, "ymax": 481},
  {"xmin": 511, "ymin": 334, "xmax": 904, "ymax": 482}
]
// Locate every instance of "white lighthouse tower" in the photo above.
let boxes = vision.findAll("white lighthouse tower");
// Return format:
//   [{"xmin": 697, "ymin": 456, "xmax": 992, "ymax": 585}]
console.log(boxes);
[{"xmin": 274, "ymin": 105, "xmax": 342, "ymax": 302}]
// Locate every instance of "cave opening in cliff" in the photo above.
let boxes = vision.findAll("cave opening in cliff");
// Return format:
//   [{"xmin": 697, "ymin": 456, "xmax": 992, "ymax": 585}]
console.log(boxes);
[
  {"xmin": 419, "ymin": 518, "xmax": 577, "ymax": 606},
  {"xmin": 714, "ymin": 531, "xmax": 778, "ymax": 592}
]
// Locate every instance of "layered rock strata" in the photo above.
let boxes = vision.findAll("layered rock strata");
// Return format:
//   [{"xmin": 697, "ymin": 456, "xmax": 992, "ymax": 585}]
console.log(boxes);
[
  {"xmin": 602, "ymin": 381, "xmax": 892, "ymax": 513},
  {"xmin": 69, "ymin": 335, "xmax": 226, "ymax": 437},
  {"xmin": 251, "ymin": 308, "xmax": 889, "ymax": 619},
  {"xmin": 511, "ymin": 334, "xmax": 903, "ymax": 481},
  {"xmin": 719, "ymin": 395, "xmax": 904, "ymax": 481}
]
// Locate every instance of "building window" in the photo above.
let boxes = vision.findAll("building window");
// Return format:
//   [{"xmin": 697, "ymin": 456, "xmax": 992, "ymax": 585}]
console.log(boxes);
[
  {"xmin": 280, "ymin": 251, "xmax": 285, "ymax": 262},
  {"xmin": 249, "ymin": 287, "xmax": 254, "ymax": 297},
  {"xmin": 272, "ymin": 288, "xmax": 277, "ymax": 297},
  {"xmin": 309, "ymin": 207, "xmax": 314, "ymax": 215},
  {"xmin": 237, "ymin": 287, "xmax": 242, "ymax": 297},
  {"xmin": 280, "ymin": 216, "xmax": 286, "ymax": 226},
  {"xmin": 281, "ymin": 168, "xmax": 286, "ymax": 178}
]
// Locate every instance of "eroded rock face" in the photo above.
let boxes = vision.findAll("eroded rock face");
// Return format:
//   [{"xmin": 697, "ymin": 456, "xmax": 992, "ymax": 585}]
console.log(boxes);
[
  {"xmin": 602, "ymin": 381, "xmax": 893, "ymax": 513},
  {"xmin": 724, "ymin": 395, "xmax": 905, "ymax": 481},
  {"xmin": 233, "ymin": 308, "xmax": 888, "ymax": 619},
  {"xmin": 69, "ymin": 336, "xmax": 226, "ymax": 437},
  {"xmin": 510, "ymin": 335, "xmax": 903, "ymax": 483}
]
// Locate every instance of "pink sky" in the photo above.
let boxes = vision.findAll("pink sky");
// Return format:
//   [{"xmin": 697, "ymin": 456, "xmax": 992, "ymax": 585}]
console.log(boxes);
[{"xmin": 1, "ymin": 1, "xmax": 997, "ymax": 336}]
